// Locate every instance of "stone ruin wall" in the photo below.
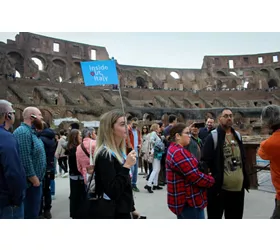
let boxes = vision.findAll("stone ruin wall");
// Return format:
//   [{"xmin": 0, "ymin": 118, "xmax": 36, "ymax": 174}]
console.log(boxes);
[{"xmin": 0, "ymin": 32, "xmax": 280, "ymax": 135}]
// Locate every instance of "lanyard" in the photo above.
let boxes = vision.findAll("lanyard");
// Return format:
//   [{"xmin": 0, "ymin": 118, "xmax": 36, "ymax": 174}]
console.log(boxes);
[
  {"xmin": 225, "ymin": 134, "xmax": 236, "ymax": 156},
  {"xmin": 104, "ymin": 146, "xmax": 127, "ymax": 164}
]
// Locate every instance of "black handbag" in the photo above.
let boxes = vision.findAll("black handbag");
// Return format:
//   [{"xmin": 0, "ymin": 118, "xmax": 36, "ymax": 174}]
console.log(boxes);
[{"xmin": 76, "ymin": 173, "xmax": 97, "ymax": 219}]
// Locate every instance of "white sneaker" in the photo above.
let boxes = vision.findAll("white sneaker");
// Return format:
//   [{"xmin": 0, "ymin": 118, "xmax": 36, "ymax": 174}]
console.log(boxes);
[{"xmin": 62, "ymin": 172, "xmax": 69, "ymax": 178}]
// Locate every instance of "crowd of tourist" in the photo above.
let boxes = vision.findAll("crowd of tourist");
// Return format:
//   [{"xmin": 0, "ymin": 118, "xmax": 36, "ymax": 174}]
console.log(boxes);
[{"xmin": 0, "ymin": 99, "xmax": 279, "ymax": 219}]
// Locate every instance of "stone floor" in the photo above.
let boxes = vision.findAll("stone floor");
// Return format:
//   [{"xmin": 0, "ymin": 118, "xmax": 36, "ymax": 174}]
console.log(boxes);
[{"xmin": 51, "ymin": 173, "xmax": 276, "ymax": 219}]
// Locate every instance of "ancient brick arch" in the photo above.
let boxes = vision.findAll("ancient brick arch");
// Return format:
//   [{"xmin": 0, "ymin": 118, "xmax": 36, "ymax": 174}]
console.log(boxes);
[
  {"xmin": 7, "ymin": 51, "xmax": 24, "ymax": 76},
  {"xmin": 143, "ymin": 112, "xmax": 156, "ymax": 122},
  {"xmin": 136, "ymin": 76, "xmax": 147, "ymax": 88},
  {"xmin": 31, "ymin": 54, "xmax": 47, "ymax": 70},
  {"xmin": 260, "ymin": 68, "xmax": 270, "ymax": 78},
  {"xmin": 268, "ymin": 78, "xmax": 279, "ymax": 88},
  {"xmin": 65, "ymin": 110, "xmax": 74, "ymax": 117},
  {"xmin": 176, "ymin": 112, "xmax": 186, "ymax": 123},
  {"xmin": 216, "ymin": 70, "xmax": 227, "ymax": 77},
  {"xmin": 41, "ymin": 108, "xmax": 53, "ymax": 125},
  {"xmin": 13, "ymin": 108, "xmax": 23, "ymax": 129},
  {"xmin": 205, "ymin": 112, "xmax": 216, "ymax": 120},
  {"xmin": 234, "ymin": 111, "xmax": 246, "ymax": 127}
]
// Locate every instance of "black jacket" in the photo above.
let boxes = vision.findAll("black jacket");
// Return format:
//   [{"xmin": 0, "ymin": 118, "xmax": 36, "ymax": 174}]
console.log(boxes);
[
  {"xmin": 199, "ymin": 127, "xmax": 214, "ymax": 144},
  {"xmin": 201, "ymin": 125, "xmax": 250, "ymax": 194},
  {"xmin": 95, "ymin": 148, "xmax": 135, "ymax": 217},
  {"xmin": 38, "ymin": 128, "xmax": 56, "ymax": 172}
]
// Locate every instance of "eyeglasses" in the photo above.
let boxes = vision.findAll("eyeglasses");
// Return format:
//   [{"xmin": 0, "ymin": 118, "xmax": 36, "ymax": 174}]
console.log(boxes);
[
  {"xmin": 222, "ymin": 114, "xmax": 233, "ymax": 119},
  {"xmin": 8, "ymin": 110, "xmax": 15, "ymax": 115},
  {"xmin": 181, "ymin": 132, "xmax": 191, "ymax": 137}
]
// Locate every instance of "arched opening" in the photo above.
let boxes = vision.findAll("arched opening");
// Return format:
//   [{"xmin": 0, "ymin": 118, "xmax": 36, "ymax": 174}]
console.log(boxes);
[
  {"xmin": 53, "ymin": 59, "xmax": 66, "ymax": 67},
  {"xmin": 13, "ymin": 108, "xmax": 23, "ymax": 129},
  {"xmin": 260, "ymin": 69, "xmax": 270, "ymax": 78},
  {"xmin": 31, "ymin": 57, "xmax": 45, "ymax": 71},
  {"xmin": 229, "ymin": 71, "xmax": 237, "ymax": 76},
  {"xmin": 268, "ymin": 79, "xmax": 278, "ymax": 88},
  {"xmin": 177, "ymin": 113, "xmax": 185, "ymax": 123},
  {"xmin": 229, "ymin": 79, "xmax": 237, "ymax": 89},
  {"xmin": 74, "ymin": 62, "xmax": 81, "ymax": 75},
  {"xmin": 143, "ymin": 70, "xmax": 150, "ymax": 76},
  {"xmin": 170, "ymin": 71, "xmax": 180, "ymax": 79},
  {"xmin": 275, "ymin": 68, "xmax": 280, "ymax": 78},
  {"xmin": 143, "ymin": 113, "xmax": 155, "ymax": 122},
  {"xmin": 243, "ymin": 81, "xmax": 249, "ymax": 89},
  {"xmin": 7, "ymin": 51, "xmax": 24, "ymax": 76},
  {"xmin": 234, "ymin": 112, "xmax": 245, "ymax": 127},
  {"xmin": 15, "ymin": 70, "xmax": 21, "ymax": 78},
  {"xmin": 205, "ymin": 112, "xmax": 216, "ymax": 120},
  {"xmin": 216, "ymin": 80, "xmax": 223, "ymax": 90},
  {"xmin": 216, "ymin": 71, "xmax": 227, "ymax": 77},
  {"xmin": 41, "ymin": 109, "xmax": 53, "ymax": 126},
  {"xmin": 136, "ymin": 77, "xmax": 146, "ymax": 88}
]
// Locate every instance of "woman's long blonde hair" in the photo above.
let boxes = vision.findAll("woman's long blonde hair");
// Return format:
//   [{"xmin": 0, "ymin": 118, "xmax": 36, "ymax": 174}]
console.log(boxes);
[{"xmin": 93, "ymin": 109, "xmax": 126, "ymax": 165}]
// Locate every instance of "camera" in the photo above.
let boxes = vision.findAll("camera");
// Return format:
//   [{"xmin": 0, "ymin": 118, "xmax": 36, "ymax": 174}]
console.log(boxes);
[
  {"xmin": 230, "ymin": 157, "xmax": 238, "ymax": 171},
  {"xmin": 231, "ymin": 157, "xmax": 237, "ymax": 166}
]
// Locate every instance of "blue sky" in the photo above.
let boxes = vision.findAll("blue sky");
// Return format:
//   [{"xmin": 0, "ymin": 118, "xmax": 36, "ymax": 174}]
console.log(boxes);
[{"xmin": 1, "ymin": 32, "xmax": 280, "ymax": 69}]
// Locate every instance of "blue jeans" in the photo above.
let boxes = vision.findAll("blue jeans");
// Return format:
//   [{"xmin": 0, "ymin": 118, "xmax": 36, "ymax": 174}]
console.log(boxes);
[
  {"xmin": 131, "ymin": 157, "xmax": 138, "ymax": 186},
  {"xmin": 177, "ymin": 205, "xmax": 205, "ymax": 219},
  {"xmin": 0, "ymin": 203, "xmax": 24, "ymax": 219},
  {"xmin": 50, "ymin": 180, "xmax": 55, "ymax": 196},
  {"xmin": 24, "ymin": 184, "xmax": 42, "ymax": 219}
]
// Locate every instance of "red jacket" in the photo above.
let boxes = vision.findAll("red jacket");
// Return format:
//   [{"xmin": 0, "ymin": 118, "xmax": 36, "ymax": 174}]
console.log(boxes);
[{"xmin": 126, "ymin": 126, "xmax": 141, "ymax": 154}]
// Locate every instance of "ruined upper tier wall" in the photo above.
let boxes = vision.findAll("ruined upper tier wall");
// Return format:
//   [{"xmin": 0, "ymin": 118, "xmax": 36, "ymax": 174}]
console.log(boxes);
[{"xmin": 202, "ymin": 52, "xmax": 280, "ymax": 70}]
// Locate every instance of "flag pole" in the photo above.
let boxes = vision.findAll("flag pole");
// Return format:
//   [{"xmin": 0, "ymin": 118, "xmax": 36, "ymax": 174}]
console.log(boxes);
[{"xmin": 113, "ymin": 58, "xmax": 131, "ymax": 154}]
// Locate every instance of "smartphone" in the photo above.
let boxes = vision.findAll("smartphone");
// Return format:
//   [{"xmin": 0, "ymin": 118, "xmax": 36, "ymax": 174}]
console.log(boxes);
[{"xmin": 193, "ymin": 122, "xmax": 205, "ymax": 129}]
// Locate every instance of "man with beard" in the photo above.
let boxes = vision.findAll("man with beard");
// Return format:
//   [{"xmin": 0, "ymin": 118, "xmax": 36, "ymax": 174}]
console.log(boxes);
[
  {"xmin": 201, "ymin": 108, "xmax": 249, "ymax": 219},
  {"xmin": 127, "ymin": 118, "xmax": 141, "ymax": 192},
  {"xmin": 0, "ymin": 100, "xmax": 26, "ymax": 219},
  {"xmin": 38, "ymin": 122, "xmax": 56, "ymax": 219},
  {"xmin": 199, "ymin": 117, "xmax": 215, "ymax": 144},
  {"xmin": 13, "ymin": 107, "xmax": 46, "ymax": 219}
]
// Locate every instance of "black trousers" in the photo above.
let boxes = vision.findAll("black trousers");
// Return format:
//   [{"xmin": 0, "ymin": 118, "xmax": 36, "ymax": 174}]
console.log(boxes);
[
  {"xmin": 39, "ymin": 171, "xmax": 54, "ymax": 214},
  {"xmin": 146, "ymin": 162, "xmax": 153, "ymax": 181},
  {"xmin": 58, "ymin": 157, "xmax": 68, "ymax": 173},
  {"xmin": 158, "ymin": 154, "xmax": 166, "ymax": 184},
  {"xmin": 207, "ymin": 189, "xmax": 245, "ymax": 219},
  {"xmin": 70, "ymin": 178, "xmax": 86, "ymax": 219}
]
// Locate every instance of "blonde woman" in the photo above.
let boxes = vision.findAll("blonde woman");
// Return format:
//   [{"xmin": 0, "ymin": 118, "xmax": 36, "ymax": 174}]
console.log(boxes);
[
  {"xmin": 144, "ymin": 123, "xmax": 165, "ymax": 193},
  {"xmin": 93, "ymin": 110, "xmax": 140, "ymax": 219}
]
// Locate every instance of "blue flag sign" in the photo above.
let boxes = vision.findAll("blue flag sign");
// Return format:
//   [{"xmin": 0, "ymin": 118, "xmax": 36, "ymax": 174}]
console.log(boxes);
[{"xmin": 80, "ymin": 60, "xmax": 119, "ymax": 87}]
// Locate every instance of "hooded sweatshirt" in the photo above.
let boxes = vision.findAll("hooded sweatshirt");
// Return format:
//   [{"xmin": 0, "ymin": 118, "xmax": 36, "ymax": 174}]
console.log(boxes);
[{"xmin": 38, "ymin": 128, "xmax": 56, "ymax": 172}]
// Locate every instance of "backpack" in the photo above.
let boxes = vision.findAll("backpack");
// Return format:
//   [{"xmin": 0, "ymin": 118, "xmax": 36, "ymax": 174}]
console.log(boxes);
[
  {"xmin": 154, "ymin": 139, "xmax": 165, "ymax": 152},
  {"xmin": 211, "ymin": 129, "xmax": 242, "ymax": 150}
]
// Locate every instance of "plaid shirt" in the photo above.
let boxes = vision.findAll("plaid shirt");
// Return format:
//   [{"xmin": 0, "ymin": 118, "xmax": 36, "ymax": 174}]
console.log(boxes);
[
  {"xmin": 166, "ymin": 142, "xmax": 215, "ymax": 215},
  {"xmin": 13, "ymin": 123, "xmax": 46, "ymax": 184}
]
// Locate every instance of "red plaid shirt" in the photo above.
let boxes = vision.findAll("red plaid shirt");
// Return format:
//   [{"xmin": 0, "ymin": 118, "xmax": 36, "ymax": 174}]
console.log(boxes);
[{"xmin": 166, "ymin": 142, "xmax": 215, "ymax": 215}]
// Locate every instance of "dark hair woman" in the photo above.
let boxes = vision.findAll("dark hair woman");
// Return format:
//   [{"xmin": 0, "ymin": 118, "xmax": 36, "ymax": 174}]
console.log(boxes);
[
  {"xmin": 166, "ymin": 123, "xmax": 215, "ymax": 219},
  {"xmin": 65, "ymin": 129, "xmax": 84, "ymax": 219}
]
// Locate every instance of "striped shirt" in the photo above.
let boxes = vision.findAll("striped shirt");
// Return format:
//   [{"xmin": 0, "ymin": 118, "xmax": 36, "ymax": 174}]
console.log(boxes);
[{"xmin": 13, "ymin": 123, "xmax": 46, "ymax": 184}]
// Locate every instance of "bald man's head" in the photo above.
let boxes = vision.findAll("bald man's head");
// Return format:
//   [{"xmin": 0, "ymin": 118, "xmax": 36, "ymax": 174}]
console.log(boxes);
[
  {"xmin": 23, "ymin": 107, "xmax": 42, "ymax": 120},
  {"xmin": 22, "ymin": 107, "xmax": 44, "ymax": 130}
]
